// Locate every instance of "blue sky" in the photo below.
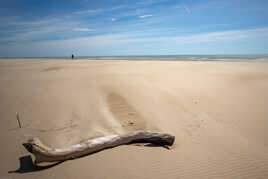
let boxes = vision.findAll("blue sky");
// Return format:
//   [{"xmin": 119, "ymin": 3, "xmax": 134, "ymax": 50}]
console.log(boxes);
[{"xmin": 0, "ymin": 0, "xmax": 267, "ymax": 57}]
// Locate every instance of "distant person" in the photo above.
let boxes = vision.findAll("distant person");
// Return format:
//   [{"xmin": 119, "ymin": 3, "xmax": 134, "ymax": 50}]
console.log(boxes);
[{"xmin": 71, "ymin": 54, "xmax": 74, "ymax": 60}]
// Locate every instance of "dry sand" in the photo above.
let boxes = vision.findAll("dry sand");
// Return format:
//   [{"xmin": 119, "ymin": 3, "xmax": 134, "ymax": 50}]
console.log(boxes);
[{"xmin": 0, "ymin": 59, "xmax": 268, "ymax": 179}]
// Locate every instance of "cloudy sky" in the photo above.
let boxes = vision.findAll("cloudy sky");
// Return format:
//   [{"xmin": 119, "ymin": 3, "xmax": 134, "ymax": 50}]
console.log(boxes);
[{"xmin": 0, "ymin": 0, "xmax": 267, "ymax": 57}]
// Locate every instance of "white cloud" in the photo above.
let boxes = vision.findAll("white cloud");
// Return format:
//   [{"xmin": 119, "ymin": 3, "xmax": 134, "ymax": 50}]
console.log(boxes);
[
  {"xmin": 4, "ymin": 27, "xmax": 268, "ymax": 48},
  {"xmin": 0, "ymin": 17, "xmax": 83, "ymax": 43},
  {"xmin": 9, "ymin": 18, "xmax": 60, "ymax": 26},
  {"xmin": 139, "ymin": 14, "xmax": 153, "ymax": 18},
  {"xmin": 73, "ymin": 28, "xmax": 93, "ymax": 32},
  {"xmin": 75, "ymin": 5, "xmax": 127, "ymax": 15},
  {"xmin": 111, "ymin": 18, "xmax": 116, "ymax": 22},
  {"xmin": 75, "ymin": 8, "xmax": 103, "ymax": 15},
  {"xmin": 122, "ymin": 27, "xmax": 268, "ymax": 44}
]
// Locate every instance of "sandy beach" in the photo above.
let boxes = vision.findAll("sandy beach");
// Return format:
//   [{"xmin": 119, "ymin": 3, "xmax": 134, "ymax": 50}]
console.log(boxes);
[{"xmin": 0, "ymin": 59, "xmax": 268, "ymax": 179}]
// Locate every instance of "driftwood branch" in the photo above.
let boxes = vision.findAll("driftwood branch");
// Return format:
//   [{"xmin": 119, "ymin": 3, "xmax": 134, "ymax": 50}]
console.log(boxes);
[{"xmin": 23, "ymin": 131, "xmax": 175, "ymax": 165}]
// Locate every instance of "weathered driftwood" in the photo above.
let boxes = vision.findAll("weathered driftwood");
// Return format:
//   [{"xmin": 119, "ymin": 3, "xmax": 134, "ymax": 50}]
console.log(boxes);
[{"xmin": 23, "ymin": 131, "xmax": 175, "ymax": 165}]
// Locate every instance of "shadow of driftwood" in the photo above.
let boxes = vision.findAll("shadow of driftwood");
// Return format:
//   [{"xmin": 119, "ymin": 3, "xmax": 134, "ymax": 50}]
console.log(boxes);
[
  {"xmin": 133, "ymin": 143, "xmax": 171, "ymax": 149},
  {"xmin": 144, "ymin": 143, "xmax": 171, "ymax": 149},
  {"xmin": 8, "ymin": 155, "xmax": 63, "ymax": 174}
]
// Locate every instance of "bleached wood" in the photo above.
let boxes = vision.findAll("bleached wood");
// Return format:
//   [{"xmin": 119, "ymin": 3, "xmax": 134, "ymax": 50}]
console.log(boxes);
[{"xmin": 23, "ymin": 131, "xmax": 175, "ymax": 164}]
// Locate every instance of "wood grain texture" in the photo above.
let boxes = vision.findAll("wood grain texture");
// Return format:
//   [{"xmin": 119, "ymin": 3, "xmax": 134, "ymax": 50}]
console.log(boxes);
[{"xmin": 23, "ymin": 132, "xmax": 175, "ymax": 164}]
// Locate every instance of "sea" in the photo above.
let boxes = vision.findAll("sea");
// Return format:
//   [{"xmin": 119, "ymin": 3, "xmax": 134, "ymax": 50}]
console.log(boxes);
[{"xmin": 1, "ymin": 55, "xmax": 268, "ymax": 62}]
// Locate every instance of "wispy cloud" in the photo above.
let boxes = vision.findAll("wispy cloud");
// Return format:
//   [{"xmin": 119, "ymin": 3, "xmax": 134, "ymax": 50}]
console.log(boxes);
[
  {"xmin": 76, "ymin": 8, "xmax": 103, "ymax": 15},
  {"xmin": 75, "ymin": 5, "xmax": 127, "ymax": 15},
  {"xmin": 139, "ymin": 14, "xmax": 153, "ymax": 18},
  {"xmin": 183, "ymin": 6, "xmax": 191, "ymax": 14},
  {"xmin": 121, "ymin": 27, "xmax": 268, "ymax": 44},
  {"xmin": 175, "ymin": 5, "xmax": 191, "ymax": 14},
  {"xmin": 2, "ymin": 27, "xmax": 267, "ymax": 57},
  {"xmin": 137, "ymin": 0, "xmax": 168, "ymax": 6},
  {"xmin": 0, "ymin": 17, "xmax": 82, "ymax": 43},
  {"xmin": 9, "ymin": 18, "xmax": 60, "ymax": 26},
  {"xmin": 1, "ymin": 0, "xmax": 267, "ymax": 56},
  {"xmin": 73, "ymin": 28, "xmax": 93, "ymax": 32}
]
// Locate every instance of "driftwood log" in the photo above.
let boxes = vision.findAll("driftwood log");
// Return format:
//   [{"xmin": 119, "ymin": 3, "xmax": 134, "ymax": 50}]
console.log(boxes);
[{"xmin": 23, "ymin": 131, "xmax": 175, "ymax": 165}]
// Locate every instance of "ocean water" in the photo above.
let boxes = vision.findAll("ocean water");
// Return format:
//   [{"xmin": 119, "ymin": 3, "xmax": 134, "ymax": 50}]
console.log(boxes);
[
  {"xmin": 83, "ymin": 55, "xmax": 268, "ymax": 62},
  {"xmin": 2, "ymin": 55, "xmax": 268, "ymax": 62}
]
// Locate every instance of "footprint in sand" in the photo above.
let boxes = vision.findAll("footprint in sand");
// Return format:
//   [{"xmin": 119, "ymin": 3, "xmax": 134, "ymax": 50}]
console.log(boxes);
[{"xmin": 107, "ymin": 92, "xmax": 146, "ymax": 132}]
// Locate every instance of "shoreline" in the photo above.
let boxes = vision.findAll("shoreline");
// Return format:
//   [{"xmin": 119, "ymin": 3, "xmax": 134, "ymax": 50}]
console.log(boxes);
[{"xmin": 1, "ymin": 54, "xmax": 268, "ymax": 62}]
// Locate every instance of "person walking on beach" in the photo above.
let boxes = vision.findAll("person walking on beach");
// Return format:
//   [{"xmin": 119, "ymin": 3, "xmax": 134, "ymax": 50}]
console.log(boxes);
[{"xmin": 71, "ymin": 54, "xmax": 74, "ymax": 60}]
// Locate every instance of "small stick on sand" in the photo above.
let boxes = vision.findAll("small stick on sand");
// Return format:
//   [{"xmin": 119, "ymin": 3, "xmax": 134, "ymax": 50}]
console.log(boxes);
[
  {"xmin": 16, "ymin": 112, "xmax": 22, "ymax": 128},
  {"xmin": 23, "ymin": 131, "xmax": 175, "ymax": 165}
]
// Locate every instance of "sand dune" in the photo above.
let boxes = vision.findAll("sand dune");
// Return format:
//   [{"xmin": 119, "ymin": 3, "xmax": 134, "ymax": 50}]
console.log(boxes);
[{"xmin": 0, "ymin": 59, "xmax": 268, "ymax": 179}]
